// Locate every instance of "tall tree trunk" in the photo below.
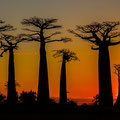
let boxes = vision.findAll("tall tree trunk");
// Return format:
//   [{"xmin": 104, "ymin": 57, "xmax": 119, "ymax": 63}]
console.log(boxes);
[
  {"xmin": 114, "ymin": 72, "xmax": 120, "ymax": 106},
  {"xmin": 99, "ymin": 45, "xmax": 113, "ymax": 107},
  {"xmin": 38, "ymin": 42, "xmax": 49, "ymax": 104},
  {"xmin": 59, "ymin": 57, "xmax": 67, "ymax": 104},
  {"xmin": 7, "ymin": 48, "xmax": 17, "ymax": 104}
]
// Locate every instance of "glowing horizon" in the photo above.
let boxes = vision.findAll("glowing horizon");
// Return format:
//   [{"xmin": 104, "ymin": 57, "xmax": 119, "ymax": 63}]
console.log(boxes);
[{"xmin": 0, "ymin": 0, "xmax": 120, "ymax": 100}]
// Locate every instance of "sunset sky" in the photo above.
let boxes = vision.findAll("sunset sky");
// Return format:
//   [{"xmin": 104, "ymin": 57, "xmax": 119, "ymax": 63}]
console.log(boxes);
[{"xmin": 0, "ymin": 0, "xmax": 120, "ymax": 100}]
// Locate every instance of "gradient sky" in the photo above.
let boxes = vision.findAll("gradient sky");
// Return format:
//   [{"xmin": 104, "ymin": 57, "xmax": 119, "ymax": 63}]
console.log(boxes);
[{"xmin": 0, "ymin": 0, "xmax": 120, "ymax": 99}]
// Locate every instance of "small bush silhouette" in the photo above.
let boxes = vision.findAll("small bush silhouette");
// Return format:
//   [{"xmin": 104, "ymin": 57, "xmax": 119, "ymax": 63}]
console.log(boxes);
[
  {"xmin": 92, "ymin": 94, "xmax": 99, "ymax": 106},
  {"xmin": 19, "ymin": 91, "xmax": 37, "ymax": 104},
  {"xmin": 0, "ymin": 94, "xmax": 6, "ymax": 104},
  {"xmin": 67, "ymin": 99, "xmax": 77, "ymax": 107}
]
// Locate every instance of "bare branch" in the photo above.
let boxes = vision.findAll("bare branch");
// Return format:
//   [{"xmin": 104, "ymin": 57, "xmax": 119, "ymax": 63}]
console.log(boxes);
[
  {"xmin": 0, "ymin": 48, "xmax": 8, "ymax": 57},
  {"xmin": 0, "ymin": 34, "xmax": 14, "ymax": 45},
  {"xmin": 69, "ymin": 21, "xmax": 120, "ymax": 47},
  {"xmin": 114, "ymin": 64, "xmax": 120, "ymax": 77},
  {"xmin": 45, "ymin": 25, "xmax": 62, "ymax": 29},
  {"xmin": 92, "ymin": 32, "xmax": 101, "ymax": 43},
  {"xmin": 108, "ymin": 32, "xmax": 120, "ymax": 38},
  {"xmin": 0, "ymin": 24, "xmax": 15, "ymax": 32},
  {"xmin": 0, "ymin": 20, "xmax": 15, "ymax": 33},
  {"xmin": 109, "ymin": 41, "xmax": 120, "ymax": 46},
  {"xmin": 18, "ymin": 34, "xmax": 40, "ymax": 42},
  {"xmin": 0, "ymin": 34, "xmax": 26, "ymax": 51},
  {"xmin": 22, "ymin": 28, "xmax": 40, "ymax": 33},
  {"xmin": 21, "ymin": 17, "xmax": 63, "ymax": 44},
  {"xmin": 102, "ymin": 21, "xmax": 120, "ymax": 38},
  {"xmin": 45, "ymin": 32, "xmax": 61, "ymax": 40},
  {"xmin": 68, "ymin": 29, "xmax": 98, "ymax": 45},
  {"xmin": 91, "ymin": 46, "xmax": 99, "ymax": 50},
  {"xmin": 76, "ymin": 22, "xmax": 102, "ymax": 33},
  {"xmin": 13, "ymin": 34, "xmax": 29, "ymax": 46},
  {"xmin": 22, "ymin": 17, "xmax": 62, "ymax": 30},
  {"xmin": 45, "ymin": 37, "xmax": 71, "ymax": 43},
  {"xmin": 21, "ymin": 18, "xmax": 41, "ymax": 28},
  {"xmin": 42, "ymin": 18, "xmax": 62, "ymax": 29},
  {"xmin": 0, "ymin": 41, "xmax": 8, "ymax": 48}
]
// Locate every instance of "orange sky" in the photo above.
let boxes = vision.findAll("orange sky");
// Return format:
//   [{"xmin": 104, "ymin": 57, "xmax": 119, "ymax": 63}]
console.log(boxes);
[{"xmin": 0, "ymin": 0, "xmax": 120, "ymax": 99}]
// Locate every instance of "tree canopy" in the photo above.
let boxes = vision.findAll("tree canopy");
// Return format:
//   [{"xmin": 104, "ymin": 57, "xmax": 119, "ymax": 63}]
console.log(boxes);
[
  {"xmin": 21, "ymin": 17, "xmax": 71, "ymax": 43},
  {"xmin": 69, "ymin": 21, "xmax": 120, "ymax": 50}
]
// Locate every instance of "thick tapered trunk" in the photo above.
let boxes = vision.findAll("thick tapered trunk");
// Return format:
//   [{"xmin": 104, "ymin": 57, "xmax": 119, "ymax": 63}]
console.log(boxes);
[
  {"xmin": 114, "ymin": 73, "xmax": 120, "ymax": 106},
  {"xmin": 7, "ymin": 48, "xmax": 17, "ymax": 104},
  {"xmin": 99, "ymin": 46, "xmax": 113, "ymax": 107},
  {"xmin": 38, "ymin": 42, "xmax": 49, "ymax": 104},
  {"xmin": 59, "ymin": 58, "xmax": 67, "ymax": 104}
]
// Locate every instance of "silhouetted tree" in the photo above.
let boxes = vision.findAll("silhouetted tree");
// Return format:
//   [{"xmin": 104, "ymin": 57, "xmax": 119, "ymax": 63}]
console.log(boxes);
[
  {"xmin": 69, "ymin": 22, "xmax": 120, "ymax": 107},
  {"xmin": 0, "ymin": 20, "xmax": 14, "ymax": 102},
  {"xmin": 54, "ymin": 49, "xmax": 79, "ymax": 104},
  {"xmin": 19, "ymin": 91, "xmax": 37, "ymax": 104},
  {"xmin": 0, "ymin": 34, "xmax": 26, "ymax": 104},
  {"xmin": 21, "ymin": 17, "xmax": 71, "ymax": 104},
  {"xmin": 114, "ymin": 64, "xmax": 120, "ymax": 107}
]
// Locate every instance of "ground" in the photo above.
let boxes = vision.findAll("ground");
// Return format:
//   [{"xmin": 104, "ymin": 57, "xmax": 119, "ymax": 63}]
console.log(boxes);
[{"xmin": 0, "ymin": 104, "xmax": 120, "ymax": 120}]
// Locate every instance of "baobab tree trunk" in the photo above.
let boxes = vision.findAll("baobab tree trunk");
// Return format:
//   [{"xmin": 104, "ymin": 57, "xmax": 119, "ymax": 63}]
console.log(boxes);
[
  {"xmin": 99, "ymin": 45, "xmax": 113, "ymax": 107},
  {"xmin": 38, "ymin": 42, "xmax": 49, "ymax": 104},
  {"xmin": 7, "ymin": 48, "xmax": 17, "ymax": 104},
  {"xmin": 114, "ymin": 72, "xmax": 120, "ymax": 106},
  {"xmin": 59, "ymin": 57, "xmax": 67, "ymax": 104}
]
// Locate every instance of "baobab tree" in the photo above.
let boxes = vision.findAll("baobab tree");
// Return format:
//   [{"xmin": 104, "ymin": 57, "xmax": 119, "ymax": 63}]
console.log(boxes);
[
  {"xmin": 54, "ymin": 49, "xmax": 79, "ymax": 104},
  {"xmin": 69, "ymin": 21, "xmax": 120, "ymax": 107},
  {"xmin": 0, "ymin": 34, "xmax": 25, "ymax": 104},
  {"xmin": 21, "ymin": 17, "xmax": 71, "ymax": 104},
  {"xmin": 114, "ymin": 64, "xmax": 120, "ymax": 107}
]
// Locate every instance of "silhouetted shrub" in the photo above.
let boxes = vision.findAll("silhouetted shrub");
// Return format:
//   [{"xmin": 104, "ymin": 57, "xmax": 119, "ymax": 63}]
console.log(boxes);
[
  {"xmin": 81, "ymin": 103, "xmax": 89, "ymax": 107},
  {"xmin": 0, "ymin": 94, "xmax": 6, "ymax": 104},
  {"xmin": 49, "ymin": 99, "xmax": 57, "ymax": 105},
  {"xmin": 19, "ymin": 91, "xmax": 37, "ymax": 104},
  {"xmin": 67, "ymin": 100, "xmax": 78, "ymax": 107},
  {"xmin": 92, "ymin": 94, "xmax": 99, "ymax": 106}
]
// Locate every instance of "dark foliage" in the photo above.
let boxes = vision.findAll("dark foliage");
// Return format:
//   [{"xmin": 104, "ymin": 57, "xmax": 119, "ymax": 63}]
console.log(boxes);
[
  {"xmin": 19, "ymin": 91, "xmax": 37, "ymax": 104},
  {"xmin": 92, "ymin": 94, "xmax": 99, "ymax": 106},
  {"xmin": 67, "ymin": 99, "xmax": 78, "ymax": 107},
  {"xmin": 0, "ymin": 94, "xmax": 6, "ymax": 104}
]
